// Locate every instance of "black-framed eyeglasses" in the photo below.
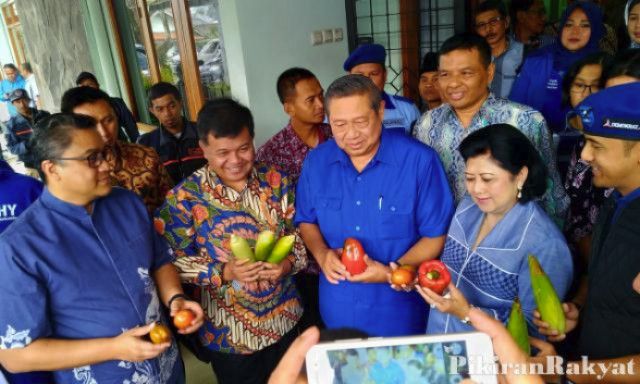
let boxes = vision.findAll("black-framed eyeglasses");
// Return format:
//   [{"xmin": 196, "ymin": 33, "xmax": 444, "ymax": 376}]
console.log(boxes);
[
  {"xmin": 571, "ymin": 82, "xmax": 599, "ymax": 95},
  {"xmin": 475, "ymin": 16, "xmax": 504, "ymax": 30},
  {"xmin": 51, "ymin": 146, "xmax": 114, "ymax": 168}
]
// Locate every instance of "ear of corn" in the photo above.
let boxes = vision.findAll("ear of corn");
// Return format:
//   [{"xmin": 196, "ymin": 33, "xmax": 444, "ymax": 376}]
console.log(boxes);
[
  {"xmin": 230, "ymin": 234, "xmax": 255, "ymax": 262},
  {"xmin": 528, "ymin": 254, "xmax": 566, "ymax": 334},
  {"xmin": 266, "ymin": 235, "xmax": 296, "ymax": 264},
  {"xmin": 254, "ymin": 230, "xmax": 277, "ymax": 261},
  {"xmin": 507, "ymin": 297, "xmax": 531, "ymax": 355}
]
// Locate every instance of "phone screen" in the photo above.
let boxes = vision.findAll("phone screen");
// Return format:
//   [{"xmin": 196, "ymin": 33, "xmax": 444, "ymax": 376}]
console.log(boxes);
[{"xmin": 326, "ymin": 340, "xmax": 469, "ymax": 384}]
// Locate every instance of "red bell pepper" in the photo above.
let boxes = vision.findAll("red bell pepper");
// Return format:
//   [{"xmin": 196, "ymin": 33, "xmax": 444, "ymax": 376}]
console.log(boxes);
[{"xmin": 418, "ymin": 260, "xmax": 451, "ymax": 295}]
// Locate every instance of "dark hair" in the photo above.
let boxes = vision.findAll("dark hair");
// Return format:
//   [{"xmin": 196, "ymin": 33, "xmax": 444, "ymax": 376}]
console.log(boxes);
[
  {"xmin": 458, "ymin": 124, "xmax": 547, "ymax": 202},
  {"xmin": 324, "ymin": 74, "xmax": 382, "ymax": 116},
  {"xmin": 61, "ymin": 86, "xmax": 113, "ymax": 114},
  {"xmin": 439, "ymin": 33, "xmax": 492, "ymax": 68},
  {"xmin": 420, "ymin": 52, "xmax": 439, "ymax": 74},
  {"xmin": 148, "ymin": 81, "xmax": 182, "ymax": 106},
  {"xmin": 602, "ymin": 49, "xmax": 640, "ymax": 84},
  {"xmin": 196, "ymin": 98, "xmax": 254, "ymax": 143},
  {"xmin": 561, "ymin": 52, "xmax": 612, "ymax": 106},
  {"xmin": 21, "ymin": 62, "xmax": 33, "ymax": 73},
  {"xmin": 628, "ymin": 0, "xmax": 640, "ymax": 20},
  {"xmin": 276, "ymin": 67, "xmax": 317, "ymax": 104},
  {"xmin": 31, "ymin": 113, "xmax": 97, "ymax": 182},
  {"xmin": 3, "ymin": 63, "xmax": 17, "ymax": 72},
  {"xmin": 75, "ymin": 71, "xmax": 99, "ymax": 86},
  {"xmin": 475, "ymin": 0, "xmax": 508, "ymax": 18},
  {"xmin": 510, "ymin": 0, "xmax": 537, "ymax": 26}
]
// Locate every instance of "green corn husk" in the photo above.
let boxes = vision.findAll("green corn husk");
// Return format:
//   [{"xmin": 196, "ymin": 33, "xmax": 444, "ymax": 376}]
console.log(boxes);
[
  {"xmin": 254, "ymin": 230, "xmax": 277, "ymax": 261},
  {"xmin": 529, "ymin": 254, "xmax": 566, "ymax": 334},
  {"xmin": 507, "ymin": 298, "xmax": 531, "ymax": 355},
  {"xmin": 266, "ymin": 235, "xmax": 296, "ymax": 264},
  {"xmin": 230, "ymin": 234, "xmax": 255, "ymax": 262}
]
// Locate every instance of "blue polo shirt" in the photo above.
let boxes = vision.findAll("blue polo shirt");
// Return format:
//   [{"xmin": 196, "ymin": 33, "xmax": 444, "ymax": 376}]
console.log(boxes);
[{"xmin": 295, "ymin": 130, "xmax": 454, "ymax": 336}]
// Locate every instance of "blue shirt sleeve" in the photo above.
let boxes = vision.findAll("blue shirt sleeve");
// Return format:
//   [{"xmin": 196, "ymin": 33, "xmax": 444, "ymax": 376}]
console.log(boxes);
[
  {"xmin": 416, "ymin": 150, "xmax": 454, "ymax": 237},
  {"xmin": 294, "ymin": 156, "xmax": 317, "ymax": 226},
  {"xmin": 0, "ymin": 242, "xmax": 51, "ymax": 349}
]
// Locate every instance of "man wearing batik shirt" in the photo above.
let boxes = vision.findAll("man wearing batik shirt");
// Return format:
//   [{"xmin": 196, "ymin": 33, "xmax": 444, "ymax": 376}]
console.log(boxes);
[
  {"xmin": 413, "ymin": 33, "xmax": 568, "ymax": 224},
  {"xmin": 256, "ymin": 67, "xmax": 330, "ymax": 329},
  {"xmin": 0, "ymin": 114, "xmax": 204, "ymax": 383},
  {"xmin": 257, "ymin": 67, "xmax": 331, "ymax": 183},
  {"xmin": 156, "ymin": 99, "xmax": 306, "ymax": 384},
  {"xmin": 62, "ymin": 86, "xmax": 173, "ymax": 214}
]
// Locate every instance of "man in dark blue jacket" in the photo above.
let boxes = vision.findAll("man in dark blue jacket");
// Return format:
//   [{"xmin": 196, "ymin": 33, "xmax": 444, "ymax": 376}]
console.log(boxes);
[
  {"xmin": 137, "ymin": 82, "xmax": 206, "ymax": 184},
  {"xmin": 4, "ymin": 89, "xmax": 50, "ymax": 168}
]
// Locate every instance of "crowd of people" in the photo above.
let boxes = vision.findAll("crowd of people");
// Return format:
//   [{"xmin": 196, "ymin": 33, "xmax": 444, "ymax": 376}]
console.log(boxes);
[{"xmin": 0, "ymin": 0, "xmax": 640, "ymax": 383}]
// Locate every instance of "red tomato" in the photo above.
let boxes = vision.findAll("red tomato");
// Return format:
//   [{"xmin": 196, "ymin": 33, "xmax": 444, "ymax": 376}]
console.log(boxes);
[
  {"xmin": 391, "ymin": 267, "xmax": 415, "ymax": 286},
  {"xmin": 149, "ymin": 323, "xmax": 171, "ymax": 344},
  {"xmin": 399, "ymin": 264, "xmax": 416, "ymax": 273},
  {"xmin": 341, "ymin": 238, "xmax": 367, "ymax": 275},
  {"xmin": 418, "ymin": 260, "xmax": 451, "ymax": 295},
  {"xmin": 173, "ymin": 309, "xmax": 196, "ymax": 330}
]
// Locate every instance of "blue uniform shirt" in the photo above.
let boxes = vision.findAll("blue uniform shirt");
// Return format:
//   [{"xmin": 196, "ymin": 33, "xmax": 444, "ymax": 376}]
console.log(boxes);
[
  {"xmin": 295, "ymin": 130, "xmax": 454, "ymax": 336},
  {"xmin": 0, "ymin": 160, "xmax": 42, "ymax": 233},
  {"xmin": 0, "ymin": 187, "xmax": 183, "ymax": 383},
  {"xmin": 382, "ymin": 92, "xmax": 421, "ymax": 135},
  {"xmin": 0, "ymin": 76, "xmax": 26, "ymax": 117}
]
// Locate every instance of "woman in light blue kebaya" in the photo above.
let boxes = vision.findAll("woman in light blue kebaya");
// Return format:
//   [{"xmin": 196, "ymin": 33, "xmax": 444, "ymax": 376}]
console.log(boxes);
[{"xmin": 419, "ymin": 124, "xmax": 573, "ymax": 337}]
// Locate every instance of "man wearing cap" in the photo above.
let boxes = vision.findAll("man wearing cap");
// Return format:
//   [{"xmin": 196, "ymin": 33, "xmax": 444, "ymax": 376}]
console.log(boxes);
[
  {"xmin": 418, "ymin": 52, "xmax": 442, "ymax": 113},
  {"xmin": 344, "ymin": 43, "xmax": 421, "ymax": 135},
  {"xmin": 535, "ymin": 83, "xmax": 640, "ymax": 381},
  {"xmin": 5, "ymin": 89, "xmax": 50, "ymax": 169}
]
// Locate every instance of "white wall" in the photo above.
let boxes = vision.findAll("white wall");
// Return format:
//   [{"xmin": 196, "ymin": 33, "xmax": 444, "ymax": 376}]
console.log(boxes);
[{"xmin": 220, "ymin": 0, "xmax": 349, "ymax": 146}]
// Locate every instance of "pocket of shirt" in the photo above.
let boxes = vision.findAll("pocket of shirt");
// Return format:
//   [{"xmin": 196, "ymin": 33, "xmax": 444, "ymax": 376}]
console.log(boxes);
[
  {"xmin": 377, "ymin": 197, "xmax": 413, "ymax": 239},
  {"xmin": 316, "ymin": 196, "xmax": 343, "ymax": 244}
]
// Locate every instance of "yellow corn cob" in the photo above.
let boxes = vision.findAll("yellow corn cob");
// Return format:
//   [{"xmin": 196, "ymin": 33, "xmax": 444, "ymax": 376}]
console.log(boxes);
[
  {"xmin": 507, "ymin": 297, "xmax": 531, "ymax": 355},
  {"xmin": 254, "ymin": 230, "xmax": 277, "ymax": 261},
  {"xmin": 266, "ymin": 235, "xmax": 295, "ymax": 264},
  {"xmin": 528, "ymin": 254, "xmax": 565, "ymax": 334},
  {"xmin": 230, "ymin": 234, "xmax": 255, "ymax": 262}
]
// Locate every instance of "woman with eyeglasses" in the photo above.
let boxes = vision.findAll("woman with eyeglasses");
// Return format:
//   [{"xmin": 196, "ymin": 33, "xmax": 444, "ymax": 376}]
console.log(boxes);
[
  {"xmin": 562, "ymin": 52, "xmax": 612, "ymax": 290},
  {"xmin": 509, "ymin": 1, "xmax": 604, "ymax": 135}
]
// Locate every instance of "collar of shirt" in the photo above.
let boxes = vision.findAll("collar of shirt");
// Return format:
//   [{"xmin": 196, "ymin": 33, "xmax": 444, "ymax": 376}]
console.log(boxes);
[
  {"xmin": 205, "ymin": 166, "xmax": 259, "ymax": 202},
  {"xmin": 158, "ymin": 118, "xmax": 197, "ymax": 145},
  {"xmin": 325, "ymin": 129, "xmax": 398, "ymax": 168},
  {"xmin": 40, "ymin": 187, "xmax": 93, "ymax": 220},
  {"xmin": 284, "ymin": 121, "xmax": 331, "ymax": 146},
  {"xmin": 382, "ymin": 92, "xmax": 396, "ymax": 110},
  {"xmin": 453, "ymin": 196, "xmax": 534, "ymax": 250},
  {"xmin": 440, "ymin": 93, "xmax": 495, "ymax": 128},
  {"xmin": 612, "ymin": 187, "xmax": 640, "ymax": 223},
  {"xmin": 0, "ymin": 160, "xmax": 13, "ymax": 174}
]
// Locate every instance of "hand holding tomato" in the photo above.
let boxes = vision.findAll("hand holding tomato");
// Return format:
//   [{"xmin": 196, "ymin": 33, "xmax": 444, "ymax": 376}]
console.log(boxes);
[
  {"xmin": 111, "ymin": 323, "xmax": 170, "ymax": 362},
  {"xmin": 347, "ymin": 254, "xmax": 391, "ymax": 284},
  {"xmin": 319, "ymin": 248, "xmax": 348, "ymax": 284},
  {"xmin": 417, "ymin": 281, "xmax": 472, "ymax": 322},
  {"xmin": 388, "ymin": 262, "xmax": 417, "ymax": 292},
  {"xmin": 168, "ymin": 295, "xmax": 205, "ymax": 334}
]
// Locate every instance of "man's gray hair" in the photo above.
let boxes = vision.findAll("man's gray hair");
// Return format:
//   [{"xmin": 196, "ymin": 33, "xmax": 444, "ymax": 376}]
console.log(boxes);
[{"xmin": 324, "ymin": 74, "xmax": 382, "ymax": 116}]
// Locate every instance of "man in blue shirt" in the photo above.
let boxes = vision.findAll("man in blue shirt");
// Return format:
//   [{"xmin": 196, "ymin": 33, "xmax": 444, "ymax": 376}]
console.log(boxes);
[
  {"xmin": 344, "ymin": 44, "xmax": 421, "ymax": 135},
  {"xmin": 0, "ymin": 64, "xmax": 26, "ymax": 119},
  {"xmin": 0, "ymin": 114, "xmax": 204, "ymax": 383},
  {"xmin": 5, "ymin": 89, "xmax": 50, "ymax": 168},
  {"xmin": 295, "ymin": 75, "xmax": 454, "ymax": 337}
]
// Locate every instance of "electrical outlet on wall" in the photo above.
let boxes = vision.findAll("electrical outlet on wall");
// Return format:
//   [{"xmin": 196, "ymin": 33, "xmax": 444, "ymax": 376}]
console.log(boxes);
[
  {"xmin": 322, "ymin": 29, "xmax": 334, "ymax": 43},
  {"xmin": 333, "ymin": 28, "xmax": 344, "ymax": 42},
  {"xmin": 311, "ymin": 30, "xmax": 323, "ymax": 46}
]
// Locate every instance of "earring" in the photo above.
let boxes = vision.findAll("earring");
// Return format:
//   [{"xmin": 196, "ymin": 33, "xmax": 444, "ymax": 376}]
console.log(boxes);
[{"xmin": 517, "ymin": 187, "xmax": 522, "ymax": 199}]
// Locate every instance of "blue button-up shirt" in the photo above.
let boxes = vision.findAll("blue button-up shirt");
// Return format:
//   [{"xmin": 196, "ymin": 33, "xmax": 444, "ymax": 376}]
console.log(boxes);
[
  {"xmin": 382, "ymin": 92, "xmax": 421, "ymax": 135},
  {"xmin": 491, "ymin": 37, "xmax": 524, "ymax": 99},
  {"xmin": 413, "ymin": 94, "xmax": 569, "ymax": 225},
  {"xmin": 0, "ymin": 188, "xmax": 183, "ymax": 383},
  {"xmin": 295, "ymin": 130, "xmax": 454, "ymax": 336}
]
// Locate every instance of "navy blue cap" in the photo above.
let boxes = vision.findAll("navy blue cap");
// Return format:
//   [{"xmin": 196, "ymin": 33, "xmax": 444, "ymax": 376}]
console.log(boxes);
[
  {"xmin": 571, "ymin": 82, "xmax": 640, "ymax": 141},
  {"xmin": 343, "ymin": 43, "xmax": 386, "ymax": 72},
  {"xmin": 9, "ymin": 88, "xmax": 29, "ymax": 102}
]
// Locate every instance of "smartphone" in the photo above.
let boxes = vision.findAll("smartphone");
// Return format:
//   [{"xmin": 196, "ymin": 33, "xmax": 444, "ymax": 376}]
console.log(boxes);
[{"xmin": 305, "ymin": 332, "xmax": 497, "ymax": 384}]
